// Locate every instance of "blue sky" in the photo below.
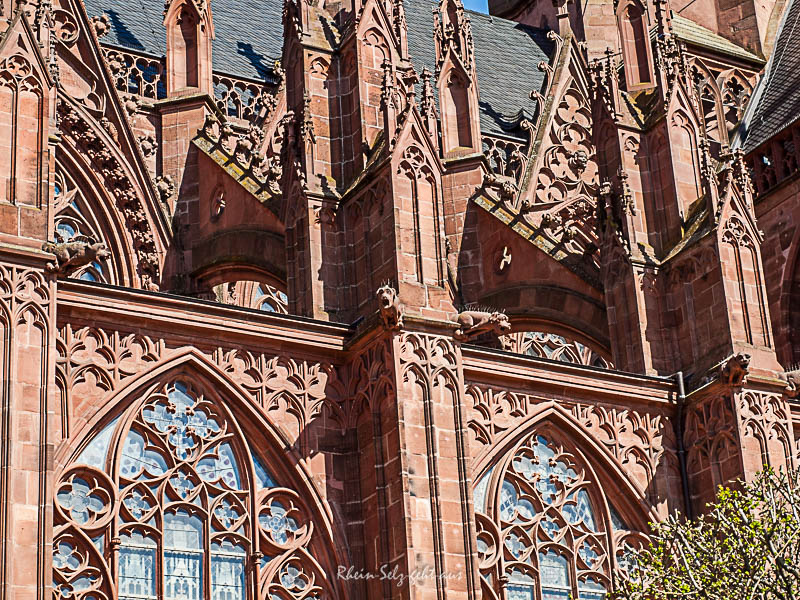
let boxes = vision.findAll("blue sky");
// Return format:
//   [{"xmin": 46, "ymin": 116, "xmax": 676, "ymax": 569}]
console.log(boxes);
[{"xmin": 463, "ymin": 0, "xmax": 489, "ymax": 12}]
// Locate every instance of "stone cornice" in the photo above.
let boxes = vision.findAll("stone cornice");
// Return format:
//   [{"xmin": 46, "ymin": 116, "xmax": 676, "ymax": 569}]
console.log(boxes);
[
  {"xmin": 0, "ymin": 241, "xmax": 54, "ymax": 267},
  {"xmin": 462, "ymin": 344, "xmax": 677, "ymax": 407},
  {"xmin": 56, "ymin": 280, "xmax": 353, "ymax": 357}
]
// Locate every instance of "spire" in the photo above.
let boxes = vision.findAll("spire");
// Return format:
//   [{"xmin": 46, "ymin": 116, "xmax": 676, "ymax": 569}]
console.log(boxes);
[
  {"xmin": 381, "ymin": 59, "xmax": 397, "ymax": 141},
  {"xmin": 163, "ymin": 0, "xmax": 215, "ymax": 95},
  {"xmin": 434, "ymin": 0, "xmax": 475, "ymax": 73},
  {"xmin": 651, "ymin": 0, "xmax": 694, "ymax": 111},
  {"xmin": 552, "ymin": 0, "xmax": 573, "ymax": 37},
  {"xmin": 420, "ymin": 67, "xmax": 439, "ymax": 145},
  {"xmin": 434, "ymin": 0, "xmax": 481, "ymax": 156},
  {"xmin": 392, "ymin": 0, "xmax": 408, "ymax": 58}
]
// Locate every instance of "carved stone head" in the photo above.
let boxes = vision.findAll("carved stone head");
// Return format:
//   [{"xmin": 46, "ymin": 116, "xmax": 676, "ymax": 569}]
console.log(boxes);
[
  {"xmin": 568, "ymin": 149, "xmax": 589, "ymax": 173},
  {"xmin": 376, "ymin": 285, "xmax": 398, "ymax": 309},
  {"xmin": 90, "ymin": 242, "xmax": 112, "ymax": 262},
  {"xmin": 490, "ymin": 312, "xmax": 512, "ymax": 333}
]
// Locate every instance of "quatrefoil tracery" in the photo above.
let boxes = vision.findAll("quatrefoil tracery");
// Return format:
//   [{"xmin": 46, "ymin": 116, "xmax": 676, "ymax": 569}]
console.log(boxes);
[
  {"xmin": 53, "ymin": 380, "xmax": 333, "ymax": 600},
  {"xmin": 56, "ymin": 469, "xmax": 115, "ymax": 530},
  {"xmin": 476, "ymin": 433, "xmax": 613, "ymax": 598}
]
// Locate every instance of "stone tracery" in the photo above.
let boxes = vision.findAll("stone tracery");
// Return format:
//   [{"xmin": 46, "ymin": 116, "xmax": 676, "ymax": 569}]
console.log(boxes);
[
  {"xmin": 211, "ymin": 281, "xmax": 289, "ymax": 313},
  {"xmin": 54, "ymin": 380, "xmax": 339, "ymax": 600},
  {"xmin": 526, "ymin": 78, "xmax": 600, "ymax": 268},
  {"xmin": 57, "ymin": 99, "xmax": 164, "ymax": 288},
  {"xmin": 688, "ymin": 57, "xmax": 756, "ymax": 142},
  {"xmin": 501, "ymin": 331, "xmax": 612, "ymax": 368},
  {"xmin": 0, "ymin": 0, "xmax": 793, "ymax": 596},
  {"xmin": 53, "ymin": 166, "xmax": 116, "ymax": 284},
  {"xmin": 474, "ymin": 432, "xmax": 641, "ymax": 600}
]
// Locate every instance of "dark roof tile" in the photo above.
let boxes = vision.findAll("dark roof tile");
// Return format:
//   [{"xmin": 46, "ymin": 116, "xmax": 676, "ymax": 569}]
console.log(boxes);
[
  {"xmin": 405, "ymin": 0, "xmax": 553, "ymax": 139},
  {"xmin": 84, "ymin": 0, "xmax": 284, "ymax": 80},
  {"xmin": 84, "ymin": 0, "xmax": 552, "ymax": 136},
  {"xmin": 739, "ymin": 0, "xmax": 800, "ymax": 153}
]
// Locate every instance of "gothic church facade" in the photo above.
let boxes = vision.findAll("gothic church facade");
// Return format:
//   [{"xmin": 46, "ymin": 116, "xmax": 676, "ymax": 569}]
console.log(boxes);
[{"xmin": 0, "ymin": 0, "xmax": 799, "ymax": 597}]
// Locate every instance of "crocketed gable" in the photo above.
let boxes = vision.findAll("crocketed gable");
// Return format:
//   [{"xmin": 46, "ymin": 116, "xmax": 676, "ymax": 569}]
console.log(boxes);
[{"xmin": 83, "ymin": 0, "xmax": 553, "ymax": 139}]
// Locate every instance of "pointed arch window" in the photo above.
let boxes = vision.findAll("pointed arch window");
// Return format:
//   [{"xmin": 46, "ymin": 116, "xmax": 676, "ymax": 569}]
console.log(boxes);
[
  {"xmin": 474, "ymin": 432, "xmax": 642, "ymax": 599},
  {"xmin": 179, "ymin": 8, "xmax": 199, "ymax": 89},
  {"xmin": 53, "ymin": 166, "xmax": 114, "ymax": 284},
  {"xmin": 618, "ymin": 1, "xmax": 653, "ymax": 90},
  {"xmin": 53, "ymin": 380, "xmax": 337, "ymax": 600},
  {"xmin": 443, "ymin": 70, "xmax": 474, "ymax": 151},
  {"xmin": 210, "ymin": 281, "xmax": 289, "ymax": 313}
]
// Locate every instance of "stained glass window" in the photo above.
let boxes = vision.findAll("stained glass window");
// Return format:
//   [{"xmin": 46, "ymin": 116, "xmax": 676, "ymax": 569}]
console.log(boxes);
[
  {"xmin": 211, "ymin": 541, "xmax": 247, "ymax": 600},
  {"xmin": 474, "ymin": 433, "xmax": 613, "ymax": 599},
  {"xmin": 508, "ymin": 568, "xmax": 536, "ymax": 600},
  {"xmin": 580, "ymin": 576, "xmax": 609, "ymax": 600},
  {"xmin": 53, "ymin": 380, "xmax": 337, "ymax": 600},
  {"xmin": 540, "ymin": 551, "xmax": 570, "ymax": 599},
  {"xmin": 164, "ymin": 511, "xmax": 203, "ymax": 600},
  {"xmin": 52, "ymin": 166, "xmax": 115, "ymax": 284},
  {"xmin": 119, "ymin": 533, "xmax": 157, "ymax": 600}
]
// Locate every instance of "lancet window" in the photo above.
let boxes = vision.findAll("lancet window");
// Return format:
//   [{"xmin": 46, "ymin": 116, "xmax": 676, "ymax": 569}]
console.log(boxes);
[
  {"xmin": 53, "ymin": 167, "xmax": 115, "ymax": 284},
  {"xmin": 618, "ymin": 0, "xmax": 653, "ymax": 89},
  {"xmin": 53, "ymin": 380, "xmax": 335, "ymax": 600},
  {"xmin": 501, "ymin": 332, "xmax": 612, "ymax": 368},
  {"xmin": 211, "ymin": 281, "xmax": 289, "ymax": 313},
  {"xmin": 474, "ymin": 432, "xmax": 640, "ymax": 600}
]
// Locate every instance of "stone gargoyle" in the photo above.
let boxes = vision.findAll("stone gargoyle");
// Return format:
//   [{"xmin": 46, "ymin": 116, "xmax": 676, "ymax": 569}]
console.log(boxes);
[
  {"xmin": 377, "ymin": 284, "xmax": 404, "ymax": 330},
  {"xmin": 454, "ymin": 310, "xmax": 512, "ymax": 341},
  {"xmin": 719, "ymin": 352, "xmax": 751, "ymax": 386},
  {"xmin": 42, "ymin": 236, "xmax": 111, "ymax": 276},
  {"xmin": 785, "ymin": 371, "xmax": 800, "ymax": 399}
]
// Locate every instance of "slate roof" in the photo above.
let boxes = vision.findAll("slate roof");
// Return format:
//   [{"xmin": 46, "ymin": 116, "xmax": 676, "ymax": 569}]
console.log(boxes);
[
  {"xmin": 82, "ymin": 0, "xmax": 553, "ymax": 137},
  {"xmin": 82, "ymin": 0, "xmax": 284, "ymax": 80},
  {"xmin": 669, "ymin": 13, "xmax": 763, "ymax": 64},
  {"xmin": 737, "ymin": 0, "xmax": 800, "ymax": 153},
  {"xmin": 404, "ymin": 0, "xmax": 553, "ymax": 139}
]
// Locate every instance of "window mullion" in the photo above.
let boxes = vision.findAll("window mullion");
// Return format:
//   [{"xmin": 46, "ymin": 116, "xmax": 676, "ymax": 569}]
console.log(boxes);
[{"xmin": 206, "ymin": 516, "xmax": 212, "ymax": 600}]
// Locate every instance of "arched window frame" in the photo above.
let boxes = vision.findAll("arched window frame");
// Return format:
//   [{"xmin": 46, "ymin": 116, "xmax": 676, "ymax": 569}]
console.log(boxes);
[
  {"xmin": 617, "ymin": 0, "xmax": 655, "ymax": 91},
  {"xmin": 207, "ymin": 280, "xmax": 289, "ymax": 313},
  {"xmin": 53, "ymin": 374, "xmax": 340, "ymax": 600},
  {"xmin": 501, "ymin": 330, "xmax": 613, "ymax": 368},
  {"xmin": 473, "ymin": 421, "xmax": 650, "ymax": 600},
  {"xmin": 397, "ymin": 145, "xmax": 445, "ymax": 287},
  {"xmin": 53, "ymin": 164, "xmax": 117, "ymax": 285},
  {"xmin": 163, "ymin": 0, "xmax": 214, "ymax": 95}
]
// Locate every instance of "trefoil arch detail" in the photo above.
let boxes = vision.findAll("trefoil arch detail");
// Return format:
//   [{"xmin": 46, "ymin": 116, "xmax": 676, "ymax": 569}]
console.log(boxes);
[{"xmin": 53, "ymin": 378, "xmax": 341, "ymax": 600}]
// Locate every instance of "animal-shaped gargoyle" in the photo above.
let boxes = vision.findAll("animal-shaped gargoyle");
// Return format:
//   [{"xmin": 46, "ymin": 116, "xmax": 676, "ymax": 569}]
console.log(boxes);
[
  {"xmin": 719, "ymin": 352, "xmax": 751, "ymax": 386},
  {"xmin": 376, "ymin": 284, "xmax": 404, "ymax": 330},
  {"xmin": 42, "ymin": 234, "xmax": 111, "ymax": 276},
  {"xmin": 453, "ymin": 310, "xmax": 512, "ymax": 342}
]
